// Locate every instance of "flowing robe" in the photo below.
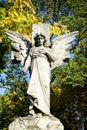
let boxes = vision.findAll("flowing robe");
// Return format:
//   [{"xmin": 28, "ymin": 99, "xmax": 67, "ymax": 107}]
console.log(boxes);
[{"xmin": 24, "ymin": 46, "xmax": 56, "ymax": 115}]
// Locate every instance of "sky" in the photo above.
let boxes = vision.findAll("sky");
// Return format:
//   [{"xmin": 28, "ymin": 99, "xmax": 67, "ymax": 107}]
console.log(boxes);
[
  {"xmin": 0, "ymin": 88, "xmax": 5, "ymax": 95},
  {"xmin": 0, "ymin": 0, "xmax": 7, "ymax": 2},
  {"xmin": 0, "ymin": 73, "xmax": 7, "ymax": 95}
]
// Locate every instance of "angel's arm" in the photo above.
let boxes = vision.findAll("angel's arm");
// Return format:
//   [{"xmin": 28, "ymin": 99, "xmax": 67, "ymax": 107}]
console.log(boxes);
[
  {"xmin": 45, "ymin": 48, "xmax": 57, "ymax": 62},
  {"xmin": 22, "ymin": 54, "xmax": 31, "ymax": 73}
]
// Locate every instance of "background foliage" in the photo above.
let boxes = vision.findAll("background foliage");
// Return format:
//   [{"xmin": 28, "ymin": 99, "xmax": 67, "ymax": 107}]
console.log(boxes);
[{"xmin": 0, "ymin": 0, "xmax": 87, "ymax": 130}]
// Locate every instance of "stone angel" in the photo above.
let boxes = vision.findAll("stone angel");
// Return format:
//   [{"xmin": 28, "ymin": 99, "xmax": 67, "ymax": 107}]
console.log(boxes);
[{"xmin": 5, "ymin": 24, "xmax": 79, "ymax": 116}]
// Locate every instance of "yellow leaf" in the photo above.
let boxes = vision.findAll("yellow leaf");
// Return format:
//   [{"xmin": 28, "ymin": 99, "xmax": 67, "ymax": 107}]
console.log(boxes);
[{"xmin": 0, "ymin": 37, "xmax": 2, "ymax": 43}]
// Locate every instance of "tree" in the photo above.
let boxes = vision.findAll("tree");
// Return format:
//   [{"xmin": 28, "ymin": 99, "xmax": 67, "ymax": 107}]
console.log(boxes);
[
  {"xmin": 1, "ymin": 0, "xmax": 87, "ymax": 129},
  {"xmin": 51, "ymin": 54, "xmax": 87, "ymax": 129},
  {"xmin": 0, "ymin": 0, "xmax": 69, "ymax": 70},
  {"xmin": 0, "ymin": 59, "xmax": 29, "ymax": 130},
  {"xmin": 0, "ymin": 0, "xmax": 39, "ymax": 70},
  {"xmin": 31, "ymin": 1, "xmax": 87, "ymax": 129},
  {"xmin": 32, "ymin": 0, "xmax": 87, "ymax": 55},
  {"xmin": 0, "ymin": 82, "xmax": 29, "ymax": 130},
  {"xmin": 0, "ymin": 1, "xmax": 69, "ymax": 129}
]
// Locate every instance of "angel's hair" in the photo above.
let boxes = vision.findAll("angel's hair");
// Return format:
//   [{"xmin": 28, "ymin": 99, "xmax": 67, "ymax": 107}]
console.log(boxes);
[{"xmin": 34, "ymin": 33, "xmax": 47, "ymax": 47}]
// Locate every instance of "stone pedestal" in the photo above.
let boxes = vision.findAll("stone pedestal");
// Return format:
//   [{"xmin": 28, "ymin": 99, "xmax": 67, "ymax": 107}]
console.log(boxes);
[{"xmin": 8, "ymin": 114, "xmax": 64, "ymax": 130}]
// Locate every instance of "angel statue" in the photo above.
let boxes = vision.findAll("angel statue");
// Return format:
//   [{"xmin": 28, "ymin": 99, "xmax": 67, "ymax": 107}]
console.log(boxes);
[{"xmin": 5, "ymin": 24, "xmax": 79, "ymax": 116}]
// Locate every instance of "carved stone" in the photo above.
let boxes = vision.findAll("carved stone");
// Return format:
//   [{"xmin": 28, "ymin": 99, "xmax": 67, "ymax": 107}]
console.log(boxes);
[
  {"xmin": 9, "ymin": 114, "xmax": 64, "ymax": 130},
  {"xmin": 5, "ymin": 24, "xmax": 79, "ymax": 130},
  {"xmin": 32, "ymin": 24, "xmax": 51, "ymax": 47}
]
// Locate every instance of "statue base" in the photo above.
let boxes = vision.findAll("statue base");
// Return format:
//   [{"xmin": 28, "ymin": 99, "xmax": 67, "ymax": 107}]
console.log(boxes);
[{"xmin": 8, "ymin": 114, "xmax": 64, "ymax": 130}]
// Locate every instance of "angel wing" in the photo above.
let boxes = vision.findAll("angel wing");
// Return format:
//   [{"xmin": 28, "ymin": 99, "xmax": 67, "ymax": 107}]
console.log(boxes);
[
  {"xmin": 51, "ymin": 31, "xmax": 79, "ymax": 69},
  {"xmin": 5, "ymin": 30, "xmax": 32, "ymax": 66}
]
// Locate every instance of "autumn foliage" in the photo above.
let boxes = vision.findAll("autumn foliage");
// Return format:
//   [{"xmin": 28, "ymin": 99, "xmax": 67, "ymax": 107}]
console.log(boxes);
[{"xmin": 0, "ymin": 0, "xmax": 87, "ymax": 130}]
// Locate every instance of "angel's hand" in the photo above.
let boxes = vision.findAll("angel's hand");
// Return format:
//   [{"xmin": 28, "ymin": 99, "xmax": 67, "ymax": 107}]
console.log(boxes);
[{"xmin": 38, "ymin": 47, "xmax": 46, "ymax": 54}]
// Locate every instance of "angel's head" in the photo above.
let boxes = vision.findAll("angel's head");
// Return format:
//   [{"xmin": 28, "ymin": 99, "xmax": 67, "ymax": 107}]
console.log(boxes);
[{"xmin": 34, "ymin": 33, "xmax": 47, "ymax": 47}]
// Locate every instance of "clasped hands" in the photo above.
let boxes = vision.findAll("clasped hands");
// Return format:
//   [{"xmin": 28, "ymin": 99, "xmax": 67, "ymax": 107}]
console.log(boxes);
[{"xmin": 38, "ymin": 46, "xmax": 47, "ymax": 54}]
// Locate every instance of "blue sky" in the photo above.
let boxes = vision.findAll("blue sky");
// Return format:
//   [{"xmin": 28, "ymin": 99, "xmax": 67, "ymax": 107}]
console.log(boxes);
[
  {"xmin": 0, "ymin": 88, "xmax": 5, "ymax": 95},
  {"xmin": 0, "ymin": 73, "xmax": 7, "ymax": 95},
  {"xmin": 0, "ymin": 0, "xmax": 7, "ymax": 2}
]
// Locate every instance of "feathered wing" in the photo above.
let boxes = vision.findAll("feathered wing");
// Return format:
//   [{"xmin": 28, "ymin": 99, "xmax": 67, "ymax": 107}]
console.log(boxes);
[
  {"xmin": 51, "ymin": 31, "xmax": 79, "ymax": 69},
  {"xmin": 5, "ymin": 30, "xmax": 32, "ymax": 66}
]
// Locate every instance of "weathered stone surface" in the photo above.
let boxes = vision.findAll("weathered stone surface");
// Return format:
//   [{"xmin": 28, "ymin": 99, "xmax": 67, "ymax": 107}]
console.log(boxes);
[
  {"xmin": 8, "ymin": 114, "xmax": 64, "ymax": 130},
  {"xmin": 32, "ymin": 24, "xmax": 51, "ymax": 47}
]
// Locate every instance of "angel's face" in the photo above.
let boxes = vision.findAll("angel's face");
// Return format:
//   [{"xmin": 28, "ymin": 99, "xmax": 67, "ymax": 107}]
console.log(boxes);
[
  {"xmin": 39, "ymin": 35, "xmax": 45, "ymax": 45},
  {"xmin": 34, "ymin": 34, "xmax": 46, "ymax": 47}
]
